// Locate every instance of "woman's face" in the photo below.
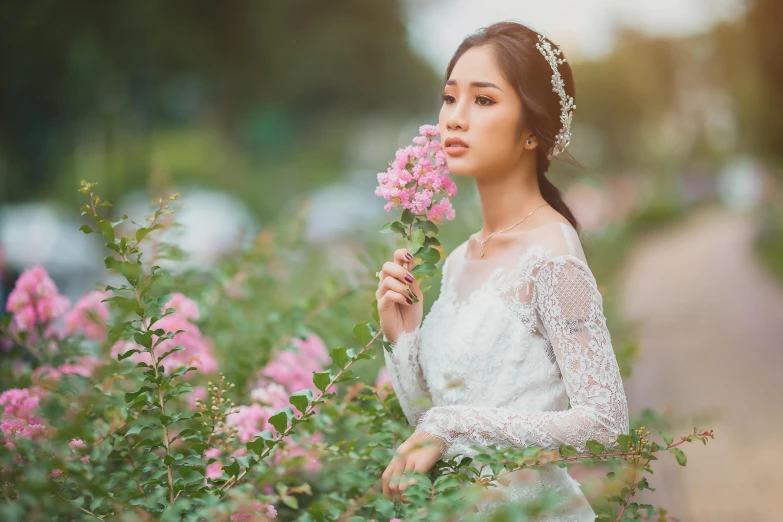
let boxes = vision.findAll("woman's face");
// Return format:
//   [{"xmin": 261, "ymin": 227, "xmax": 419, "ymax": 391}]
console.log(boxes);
[{"xmin": 438, "ymin": 45, "xmax": 526, "ymax": 178}]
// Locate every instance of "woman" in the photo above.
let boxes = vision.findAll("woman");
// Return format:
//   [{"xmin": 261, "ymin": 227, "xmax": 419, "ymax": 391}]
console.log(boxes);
[{"xmin": 375, "ymin": 22, "xmax": 630, "ymax": 520}]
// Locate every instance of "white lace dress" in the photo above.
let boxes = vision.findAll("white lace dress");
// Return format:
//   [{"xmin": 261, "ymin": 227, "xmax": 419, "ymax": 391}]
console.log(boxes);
[{"xmin": 383, "ymin": 222, "xmax": 630, "ymax": 520}]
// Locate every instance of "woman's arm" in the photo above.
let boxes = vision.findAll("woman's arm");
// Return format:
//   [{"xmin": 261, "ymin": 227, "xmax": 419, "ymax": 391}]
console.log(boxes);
[
  {"xmin": 413, "ymin": 254, "xmax": 629, "ymax": 460},
  {"xmin": 383, "ymin": 325, "xmax": 432, "ymax": 425}
]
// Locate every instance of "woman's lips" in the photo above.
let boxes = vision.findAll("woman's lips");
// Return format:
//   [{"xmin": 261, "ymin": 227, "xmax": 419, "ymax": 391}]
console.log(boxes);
[{"xmin": 445, "ymin": 144, "xmax": 468, "ymax": 156}]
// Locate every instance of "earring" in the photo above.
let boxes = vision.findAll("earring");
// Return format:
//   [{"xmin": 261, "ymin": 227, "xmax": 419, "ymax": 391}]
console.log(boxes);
[{"xmin": 526, "ymin": 139, "xmax": 533, "ymax": 145}]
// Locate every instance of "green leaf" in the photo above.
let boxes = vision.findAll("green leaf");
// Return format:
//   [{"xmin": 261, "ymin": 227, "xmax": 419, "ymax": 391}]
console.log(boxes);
[
  {"xmin": 373, "ymin": 498, "xmax": 395, "ymax": 517},
  {"xmin": 329, "ymin": 347, "xmax": 350, "ymax": 368},
  {"xmin": 281, "ymin": 495, "xmax": 299, "ymax": 509},
  {"xmin": 136, "ymin": 224, "xmax": 163, "ymax": 243},
  {"xmin": 268, "ymin": 411, "xmax": 288, "ymax": 434},
  {"xmin": 586, "ymin": 440, "xmax": 606, "ymax": 456},
  {"xmin": 313, "ymin": 371, "xmax": 332, "ymax": 392},
  {"xmin": 408, "ymin": 228, "xmax": 425, "ymax": 254},
  {"xmin": 415, "ymin": 220, "xmax": 439, "ymax": 235},
  {"xmin": 118, "ymin": 348, "xmax": 141, "ymax": 361},
  {"xmin": 659, "ymin": 431, "xmax": 674, "ymax": 446},
  {"xmin": 559, "ymin": 444, "xmax": 578, "ymax": 458},
  {"xmin": 416, "ymin": 246, "xmax": 441, "ymax": 264},
  {"xmin": 125, "ymin": 387, "xmax": 153, "ymax": 403},
  {"xmin": 97, "ymin": 219, "xmax": 115, "ymax": 243},
  {"xmin": 617, "ymin": 434, "xmax": 635, "ymax": 453},
  {"xmin": 79, "ymin": 224, "xmax": 96, "ymax": 235},
  {"xmin": 224, "ymin": 459, "xmax": 240, "ymax": 478},
  {"xmin": 669, "ymin": 447, "xmax": 687, "ymax": 466},
  {"xmin": 400, "ymin": 209, "xmax": 415, "ymax": 225},
  {"xmin": 352, "ymin": 322, "xmax": 373, "ymax": 348},
  {"xmin": 290, "ymin": 389, "xmax": 314, "ymax": 414},
  {"xmin": 410, "ymin": 262, "xmax": 437, "ymax": 278}
]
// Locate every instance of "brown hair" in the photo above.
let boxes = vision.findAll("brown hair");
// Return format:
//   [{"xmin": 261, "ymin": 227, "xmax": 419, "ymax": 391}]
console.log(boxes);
[{"xmin": 445, "ymin": 21, "xmax": 582, "ymax": 233}]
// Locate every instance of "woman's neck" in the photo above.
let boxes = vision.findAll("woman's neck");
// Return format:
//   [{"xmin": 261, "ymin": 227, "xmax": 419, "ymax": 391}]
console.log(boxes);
[{"xmin": 474, "ymin": 167, "xmax": 548, "ymax": 237}]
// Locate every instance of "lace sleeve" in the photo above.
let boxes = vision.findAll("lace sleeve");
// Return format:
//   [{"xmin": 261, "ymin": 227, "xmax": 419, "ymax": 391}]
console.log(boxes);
[
  {"xmin": 414, "ymin": 254, "xmax": 629, "ymax": 460},
  {"xmin": 383, "ymin": 325, "xmax": 431, "ymax": 426}
]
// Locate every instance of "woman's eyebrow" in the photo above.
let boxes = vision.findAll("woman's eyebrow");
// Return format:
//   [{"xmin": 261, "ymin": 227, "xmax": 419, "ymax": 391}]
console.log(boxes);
[{"xmin": 445, "ymin": 79, "xmax": 504, "ymax": 92}]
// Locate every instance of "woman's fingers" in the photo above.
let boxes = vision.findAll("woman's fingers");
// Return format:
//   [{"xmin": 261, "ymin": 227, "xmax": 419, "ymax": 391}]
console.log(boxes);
[
  {"xmin": 381, "ymin": 459, "xmax": 397, "ymax": 500},
  {"xmin": 399, "ymin": 458, "xmax": 416, "ymax": 504}
]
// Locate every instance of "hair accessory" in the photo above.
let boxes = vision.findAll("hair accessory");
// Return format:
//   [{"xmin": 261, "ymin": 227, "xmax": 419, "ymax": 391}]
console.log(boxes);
[{"xmin": 535, "ymin": 33, "xmax": 575, "ymax": 160}]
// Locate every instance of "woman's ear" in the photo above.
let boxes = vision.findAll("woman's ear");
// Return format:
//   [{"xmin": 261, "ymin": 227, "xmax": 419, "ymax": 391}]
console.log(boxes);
[{"xmin": 524, "ymin": 134, "xmax": 538, "ymax": 149}]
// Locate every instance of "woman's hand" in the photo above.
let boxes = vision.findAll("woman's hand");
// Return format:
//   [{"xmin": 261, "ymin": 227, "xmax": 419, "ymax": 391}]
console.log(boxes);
[
  {"xmin": 381, "ymin": 431, "xmax": 446, "ymax": 503},
  {"xmin": 376, "ymin": 248, "xmax": 424, "ymax": 345}
]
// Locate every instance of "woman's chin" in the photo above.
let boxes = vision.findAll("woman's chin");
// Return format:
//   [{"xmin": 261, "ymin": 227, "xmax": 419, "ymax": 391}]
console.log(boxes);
[{"xmin": 444, "ymin": 159, "xmax": 472, "ymax": 177}]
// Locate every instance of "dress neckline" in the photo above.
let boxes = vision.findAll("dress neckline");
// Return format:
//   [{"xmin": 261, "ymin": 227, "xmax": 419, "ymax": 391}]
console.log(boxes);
[{"xmin": 463, "ymin": 221, "xmax": 573, "ymax": 263}]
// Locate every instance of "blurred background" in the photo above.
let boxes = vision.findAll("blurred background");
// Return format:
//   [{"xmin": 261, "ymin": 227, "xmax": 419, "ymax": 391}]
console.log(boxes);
[{"xmin": 1, "ymin": 1, "xmax": 781, "ymax": 520}]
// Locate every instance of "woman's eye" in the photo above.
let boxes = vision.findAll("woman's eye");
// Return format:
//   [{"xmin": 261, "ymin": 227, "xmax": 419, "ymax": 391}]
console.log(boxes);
[
  {"xmin": 441, "ymin": 93, "xmax": 455, "ymax": 104},
  {"xmin": 476, "ymin": 95, "xmax": 494, "ymax": 106}
]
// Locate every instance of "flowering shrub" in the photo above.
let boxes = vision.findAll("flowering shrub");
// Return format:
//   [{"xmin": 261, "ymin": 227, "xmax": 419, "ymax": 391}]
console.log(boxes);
[{"xmin": 0, "ymin": 128, "xmax": 715, "ymax": 521}]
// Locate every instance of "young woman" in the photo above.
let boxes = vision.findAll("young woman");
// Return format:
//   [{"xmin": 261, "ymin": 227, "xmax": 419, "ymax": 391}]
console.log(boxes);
[{"xmin": 375, "ymin": 22, "xmax": 630, "ymax": 519}]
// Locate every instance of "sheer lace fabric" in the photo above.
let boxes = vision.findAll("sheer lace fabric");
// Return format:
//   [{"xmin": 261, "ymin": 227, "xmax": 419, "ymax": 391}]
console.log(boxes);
[{"xmin": 383, "ymin": 222, "xmax": 629, "ymax": 520}]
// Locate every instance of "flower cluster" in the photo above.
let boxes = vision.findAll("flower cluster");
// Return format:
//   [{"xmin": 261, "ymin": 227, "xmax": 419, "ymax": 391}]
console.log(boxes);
[
  {"xmin": 225, "ymin": 334, "xmax": 332, "ymax": 472},
  {"xmin": 0, "ymin": 387, "xmax": 47, "ymax": 442},
  {"xmin": 111, "ymin": 292, "xmax": 217, "ymax": 375},
  {"xmin": 63, "ymin": 290, "xmax": 111, "ymax": 342},
  {"xmin": 229, "ymin": 499, "xmax": 277, "ymax": 521},
  {"xmin": 5, "ymin": 265, "xmax": 70, "ymax": 342},
  {"xmin": 375, "ymin": 124, "xmax": 457, "ymax": 223}
]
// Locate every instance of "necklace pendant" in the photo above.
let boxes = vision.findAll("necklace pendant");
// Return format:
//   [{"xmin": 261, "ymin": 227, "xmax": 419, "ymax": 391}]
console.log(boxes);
[{"xmin": 479, "ymin": 248, "xmax": 485, "ymax": 257}]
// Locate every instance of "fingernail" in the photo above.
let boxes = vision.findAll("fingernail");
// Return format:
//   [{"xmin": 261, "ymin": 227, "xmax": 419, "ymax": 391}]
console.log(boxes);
[
  {"xmin": 405, "ymin": 296, "xmax": 412, "ymax": 305},
  {"xmin": 405, "ymin": 252, "xmax": 413, "ymax": 260},
  {"xmin": 404, "ymin": 274, "xmax": 414, "ymax": 283}
]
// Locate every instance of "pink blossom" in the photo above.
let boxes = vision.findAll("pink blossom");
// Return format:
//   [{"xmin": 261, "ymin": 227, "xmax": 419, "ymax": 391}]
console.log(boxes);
[
  {"xmin": 204, "ymin": 447, "xmax": 222, "ymax": 460},
  {"xmin": 110, "ymin": 293, "xmax": 217, "ymax": 376},
  {"xmin": 375, "ymin": 125, "xmax": 457, "ymax": 223},
  {"xmin": 205, "ymin": 460, "xmax": 223, "ymax": 480},
  {"xmin": 255, "ymin": 334, "xmax": 332, "ymax": 395},
  {"xmin": 227, "ymin": 404, "xmax": 274, "ymax": 443},
  {"xmin": 69, "ymin": 439, "xmax": 86, "ymax": 450},
  {"xmin": 32, "ymin": 356, "xmax": 99, "ymax": 383},
  {"xmin": 6, "ymin": 266, "xmax": 70, "ymax": 340},
  {"xmin": 63, "ymin": 290, "xmax": 110, "ymax": 341},
  {"xmin": 0, "ymin": 388, "xmax": 42, "ymax": 423},
  {"xmin": 81, "ymin": 455, "xmax": 90, "ymax": 464},
  {"xmin": 187, "ymin": 385, "xmax": 207, "ymax": 409},
  {"xmin": 50, "ymin": 468, "xmax": 62, "ymax": 478},
  {"xmin": 374, "ymin": 366, "xmax": 392, "ymax": 401}
]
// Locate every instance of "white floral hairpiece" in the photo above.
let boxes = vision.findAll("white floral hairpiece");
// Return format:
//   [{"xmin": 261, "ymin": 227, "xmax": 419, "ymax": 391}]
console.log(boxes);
[{"xmin": 535, "ymin": 33, "xmax": 575, "ymax": 160}]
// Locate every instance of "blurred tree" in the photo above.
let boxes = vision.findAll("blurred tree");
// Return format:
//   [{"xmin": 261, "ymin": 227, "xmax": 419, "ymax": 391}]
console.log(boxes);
[{"xmin": 0, "ymin": 0, "xmax": 439, "ymax": 205}]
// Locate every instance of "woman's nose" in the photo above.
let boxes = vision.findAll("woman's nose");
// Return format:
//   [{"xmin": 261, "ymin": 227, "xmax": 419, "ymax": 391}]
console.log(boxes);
[{"xmin": 446, "ymin": 100, "xmax": 469, "ymax": 131}]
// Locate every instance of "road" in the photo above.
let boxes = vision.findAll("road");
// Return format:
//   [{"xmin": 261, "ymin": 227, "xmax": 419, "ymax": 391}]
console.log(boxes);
[{"xmin": 618, "ymin": 206, "xmax": 783, "ymax": 521}]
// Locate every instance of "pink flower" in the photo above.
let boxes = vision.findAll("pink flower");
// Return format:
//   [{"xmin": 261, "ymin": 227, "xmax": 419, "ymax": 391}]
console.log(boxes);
[
  {"xmin": 63, "ymin": 290, "xmax": 110, "ymax": 342},
  {"xmin": 50, "ymin": 468, "xmax": 62, "ymax": 478},
  {"xmin": 0, "ymin": 388, "xmax": 42, "ymax": 423},
  {"xmin": 227, "ymin": 404, "xmax": 274, "ymax": 443},
  {"xmin": 6, "ymin": 266, "xmax": 70, "ymax": 340},
  {"xmin": 69, "ymin": 439, "xmax": 86, "ymax": 450},
  {"xmin": 374, "ymin": 367, "xmax": 392, "ymax": 401},
  {"xmin": 81, "ymin": 455, "xmax": 90, "ymax": 464},
  {"xmin": 204, "ymin": 447, "xmax": 222, "ymax": 460},
  {"xmin": 391, "ymin": 519, "xmax": 403, "ymax": 522},
  {"xmin": 255, "ymin": 334, "xmax": 332, "ymax": 395},
  {"xmin": 375, "ymin": 125, "xmax": 457, "ymax": 223},
  {"xmin": 187, "ymin": 385, "xmax": 207, "ymax": 409},
  {"xmin": 205, "ymin": 460, "xmax": 223, "ymax": 480},
  {"xmin": 32, "ymin": 356, "xmax": 99, "ymax": 383}
]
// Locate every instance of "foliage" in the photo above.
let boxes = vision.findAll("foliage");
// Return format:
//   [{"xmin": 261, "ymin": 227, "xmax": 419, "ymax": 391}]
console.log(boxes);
[{"xmin": 0, "ymin": 181, "xmax": 714, "ymax": 521}]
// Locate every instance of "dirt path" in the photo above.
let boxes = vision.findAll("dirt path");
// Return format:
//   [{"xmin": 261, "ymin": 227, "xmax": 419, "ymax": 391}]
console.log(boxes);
[{"xmin": 618, "ymin": 206, "xmax": 783, "ymax": 522}]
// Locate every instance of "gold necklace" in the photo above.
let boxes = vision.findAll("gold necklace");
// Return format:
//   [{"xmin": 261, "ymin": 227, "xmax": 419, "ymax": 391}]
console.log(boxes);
[{"xmin": 474, "ymin": 202, "xmax": 550, "ymax": 258}]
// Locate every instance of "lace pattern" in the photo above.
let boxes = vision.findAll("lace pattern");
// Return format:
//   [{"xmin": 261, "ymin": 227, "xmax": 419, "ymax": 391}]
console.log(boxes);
[{"xmin": 415, "ymin": 253, "xmax": 628, "ymax": 458}]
